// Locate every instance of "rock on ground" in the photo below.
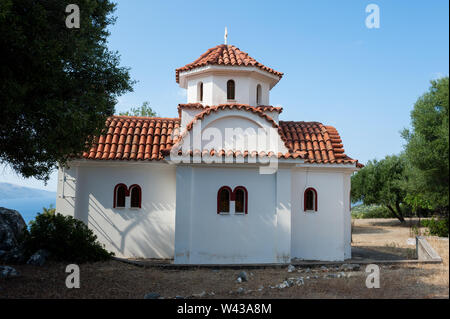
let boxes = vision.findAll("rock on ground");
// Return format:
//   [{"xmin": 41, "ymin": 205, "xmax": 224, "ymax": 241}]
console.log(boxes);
[
  {"xmin": 27, "ymin": 249, "xmax": 50, "ymax": 266},
  {"xmin": 0, "ymin": 265, "xmax": 20, "ymax": 278},
  {"xmin": 237, "ymin": 271, "xmax": 248, "ymax": 282},
  {"xmin": 0, "ymin": 207, "xmax": 27, "ymax": 252},
  {"xmin": 144, "ymin": 292, "xmax": 160, "ymax": 299},
  {"xmin": 340, "ymin": 263, "xmax": 361, "ymax": 271}
]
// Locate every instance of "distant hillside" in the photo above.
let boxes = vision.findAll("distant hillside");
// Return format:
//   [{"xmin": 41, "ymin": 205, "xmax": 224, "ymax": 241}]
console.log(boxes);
[{"xmin": 0, "ymin": 182, "xmax": 56, "ymax": 200}]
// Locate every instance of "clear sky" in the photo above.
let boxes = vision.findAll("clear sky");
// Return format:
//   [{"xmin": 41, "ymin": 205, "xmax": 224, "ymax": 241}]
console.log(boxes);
[{"xmin": 1, "ymin": 0, "xmax": 448, "ymax": 191}]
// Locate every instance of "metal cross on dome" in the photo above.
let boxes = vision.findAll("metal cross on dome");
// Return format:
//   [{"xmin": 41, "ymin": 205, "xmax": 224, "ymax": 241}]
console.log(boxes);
[{"xmin": 224, "ymin": 27, "xmax": 228, "ymax": 45}]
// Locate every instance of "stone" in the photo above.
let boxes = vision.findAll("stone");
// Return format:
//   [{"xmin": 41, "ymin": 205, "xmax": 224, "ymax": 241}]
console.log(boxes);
[
  {"xmin": 27, "ymin": 249, "xmax": 50, "ymax": 266},
  {"xmin": 144, "ymin": 292, "xmax": 160, "ymax": 299},
  {"xmin": 326, "ymin": 273, "xmax": 339, "ymax": 279},
  {"xmin": 287, "ymin": 264, "xmax": 296, "ymax": 272},
  {"xmin": 0, "ymin": 266, "xmax": 20, "ymax": 278},
  {"xmin": 236, "ymin": 287, "xmax": 245, "ymax": 293},
  {"xmin": 320, "ymin": 266, "xmax": 328, "ymax": 272},
  {"xmin": 0, "ymin": 207, "xmax": 27, "ymax": 252},
  {"xmin": 340, "ymin": 263, "xmax": 361, "ymax": 271},
  {"xmin": 193, "ymin": 291, "xmax": 206, "ymax": 298},
  {"xmin": 277, "ymin": 281, "xmax": 289, "ymax": 289},
  {"xmin": 236, "ymin": 277, "xmax": 242, "ymax": 283},
  {"xmin": 237, "ymin": 271, "xmax": 248, "ymax": 282}
]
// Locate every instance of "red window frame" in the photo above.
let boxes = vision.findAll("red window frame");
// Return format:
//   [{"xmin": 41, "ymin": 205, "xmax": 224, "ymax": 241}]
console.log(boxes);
[
  {"xmin": 304, "ymin": 187, "xmax": 318, "ymax": 212},
  {"xmin": 114, "ymin": 183, "xmax": 129, "ymax": 208},
  {"xmin": 233, "ymin": 186, "xmax": 248, "ymax": 214},
  {"xmin": 217, "ymin": 186, "xmax": 233, "ymax": 214},
  {"xmin": 227, "ymin": 80, "xmax": 235, "ymax": 100},
  {"xmin": 129, "ymin": 184, "xmax": 142, "ymax": 208}
]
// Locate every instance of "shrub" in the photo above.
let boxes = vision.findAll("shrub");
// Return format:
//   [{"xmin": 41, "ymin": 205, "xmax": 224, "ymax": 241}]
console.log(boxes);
[
  {"xmin": 421, "ymin": 218, "xmax": 449, "ymax": 237},
  {"xmin": 21, "ymin": 210, "xmax": 113, "ymax": 263}
]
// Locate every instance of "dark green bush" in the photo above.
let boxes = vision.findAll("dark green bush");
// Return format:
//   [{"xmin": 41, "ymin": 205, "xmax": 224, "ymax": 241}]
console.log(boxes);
[
  {"xmin": 421, "ymin": 218, "xmax": 449, "ymax": 237},
  {"xmin": 21, "ymin": 211, "xmax": 114, "ymax": 263}
]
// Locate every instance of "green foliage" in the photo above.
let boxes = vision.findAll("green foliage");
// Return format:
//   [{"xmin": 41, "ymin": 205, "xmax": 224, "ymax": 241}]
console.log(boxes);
[
  {"xmin": 351, "ymin": 204, "xmax": 393, "ymax": 219},
  {"xmin": 119, "ymin": 101, "xmax": 157, "ymax": 117},
  {"xmin": 402, "ymin": 77, "xmax": 449, "ymax": 211},
  {"xmin": 42, "ymin": 204, "xmax": 56, "ymax": 216},
  {"xmin": 21, "ymin": 209, "xmax": 113, "ymax": 263},
  {"xmin": 421, "ymin": 218, "xmax": 449, "ymax": 237},
  {"xmin": 351, "ymin": 154, "xmax": 409, "ymax": 222},
  {"xmin": 0, "ymin": 0, "xmax": 134, "ymax": 181}
]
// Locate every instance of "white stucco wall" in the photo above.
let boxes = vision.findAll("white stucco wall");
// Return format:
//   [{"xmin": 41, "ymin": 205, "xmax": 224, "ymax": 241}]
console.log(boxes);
[
  {"xmin": 184, "ymin": 69, "xmax": 273, "ymax": 106},
  {"xmin": 290, "ymin": 167, "xmax": 352, "ymax": 261},
  {"xmin": 56, "ymin": 162, "xmax": 176, "ymax": 258},
  {"xmin": 174, "ymin": 165, "xmax": 291, "ymax": 264}
]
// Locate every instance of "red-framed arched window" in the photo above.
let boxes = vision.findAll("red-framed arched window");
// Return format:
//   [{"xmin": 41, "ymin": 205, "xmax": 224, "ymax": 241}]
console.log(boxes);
[
  {"xmin": 233, "ymin": 186, "xmax": 248, "ymax": 214},
  {"xmin": 129, "ymin": 184, "xmax": 142, "ymax": 208},
  {"xmin": 227, "ymin": 80, "xmax": 235, "ymax": 100},
  {"xmin": 304, "ymin": 187, "xmax": 318, "ymax": 212},
  {"xmin": 217, "ymin": 186, "xmax": 232, "ymax": 214},
  {"xmin": 114, "ymin": 183, "xmax": 128, "ymax": 208}
]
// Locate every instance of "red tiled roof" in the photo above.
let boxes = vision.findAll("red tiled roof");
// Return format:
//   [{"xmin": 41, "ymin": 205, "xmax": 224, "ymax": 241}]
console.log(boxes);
[
  {"xmin": 82, "ymin": 116, "xmax": 180, "ymax": 161},
  {"xmin": 177, "ymin": 103, "xmax": 283, "ymax": 117},
  {"xmin": 175, "ymin": 44, "xmax": 283, "ymax": 83},
  {"xmin": 279, "ymin": 121, "xmax": 362, "ymax": 166},
  {"xmin": 169, "ymin": 104, "xmax": 360, "ymax": 166},
  {"xmin": 80, "ymin": 108, "xmax": 361, "ymax": 167}
]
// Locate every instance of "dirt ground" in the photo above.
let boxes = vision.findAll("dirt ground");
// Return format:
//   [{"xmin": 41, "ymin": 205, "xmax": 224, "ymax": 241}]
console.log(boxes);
[{"xmin": 1, "ymin": 218, "xmax": 448, "ymax": 299}]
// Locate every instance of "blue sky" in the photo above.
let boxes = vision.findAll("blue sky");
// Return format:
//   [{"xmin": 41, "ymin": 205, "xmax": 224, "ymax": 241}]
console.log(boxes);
[{"xmin": 1, "ymin": 0, "xmax": 448, "ymax": 191}]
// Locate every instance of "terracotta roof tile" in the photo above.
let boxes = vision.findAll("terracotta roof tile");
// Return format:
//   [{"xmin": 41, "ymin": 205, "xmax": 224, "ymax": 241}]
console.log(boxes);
[
  {"xmin": 82, "ymin": 116, "xmax": 180, "ymax": 161},
  {"xmin": 176, "ymin": 44, "xmax": 283, "ymax": 83},
  {"xmin": 278, "ymin": 121, "xmax": 361, "ymax": 166},
  {"xmin": 177, "ymin": 103, "xmax": 283, "ymax": 117},
  {"xmin": 80, "ymin": 108, "xmax": 360, "ymax": 167}
]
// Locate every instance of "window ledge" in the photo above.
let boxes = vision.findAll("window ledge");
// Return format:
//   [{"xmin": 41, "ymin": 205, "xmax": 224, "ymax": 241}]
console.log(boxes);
[
  {"xmin": 130, "ymin": 207, "xmax": 141, "ymax": 210},
  {"xmin": 304, "ymin": 210, "xmax": 317, "ymax": 213},
  {"xmin": 234, "ymin": 212, "xmax": 246, "ymax": 215},
  {"xmin": 219, "ymin": 212, "xmax": 230, "ymax": 215}
]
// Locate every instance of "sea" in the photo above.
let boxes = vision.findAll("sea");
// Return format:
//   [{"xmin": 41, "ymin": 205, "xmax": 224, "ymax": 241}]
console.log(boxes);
[{"xmin": 0, "ymin": 195, "xmax": 56, "ymax": 226}]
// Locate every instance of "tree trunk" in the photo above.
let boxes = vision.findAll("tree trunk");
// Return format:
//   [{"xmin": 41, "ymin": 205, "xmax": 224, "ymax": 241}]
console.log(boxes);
[
  {"xmin": 395, "ymin": 201, "xmax": 405, "ymax": 223},
  {"xmin": 387, "ymin": 205, "xmax": 405, "ymax": 223}
]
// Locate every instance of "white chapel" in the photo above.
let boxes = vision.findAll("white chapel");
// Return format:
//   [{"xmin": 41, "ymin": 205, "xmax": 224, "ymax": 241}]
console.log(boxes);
[{"xmin": 56, "ymin": 41, "xmax": 361, "ymax": 264}]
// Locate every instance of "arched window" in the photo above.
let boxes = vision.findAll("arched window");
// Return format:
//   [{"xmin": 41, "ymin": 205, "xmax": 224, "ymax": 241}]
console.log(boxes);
[
  {"xmin": 227, "ymin": 80, "xmax": 235, "ymax": 100},
  {"xmin": 234, "ymin": 186, "xmax": 248, "ymax": 214},
  {"xmin": 256, "ymin": 84, "xmax": 262, "ymax": 105},
  {"xmin": 304, "ymin": 188, "xmax": 318, "ymax": 212},
  {"xmin": 129, "ymin": 184, "xmax": 142, "ymax": 208},
  {"xmin": 217, "ymin": 186, "xmax": 232, "ymax": 214},
  {"xmin": 198, "ymin": 82, "xmax": 203, "ymax": 102},
  {"xmin": 114, "ymin": 183, "xmax": 128, "ymax": 208}
]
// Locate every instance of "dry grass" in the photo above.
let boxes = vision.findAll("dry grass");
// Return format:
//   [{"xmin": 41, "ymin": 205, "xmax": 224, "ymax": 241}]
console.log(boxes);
[{"xmin": 1, "ymin": 219, "xmax": 448, "ymax": 299}]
